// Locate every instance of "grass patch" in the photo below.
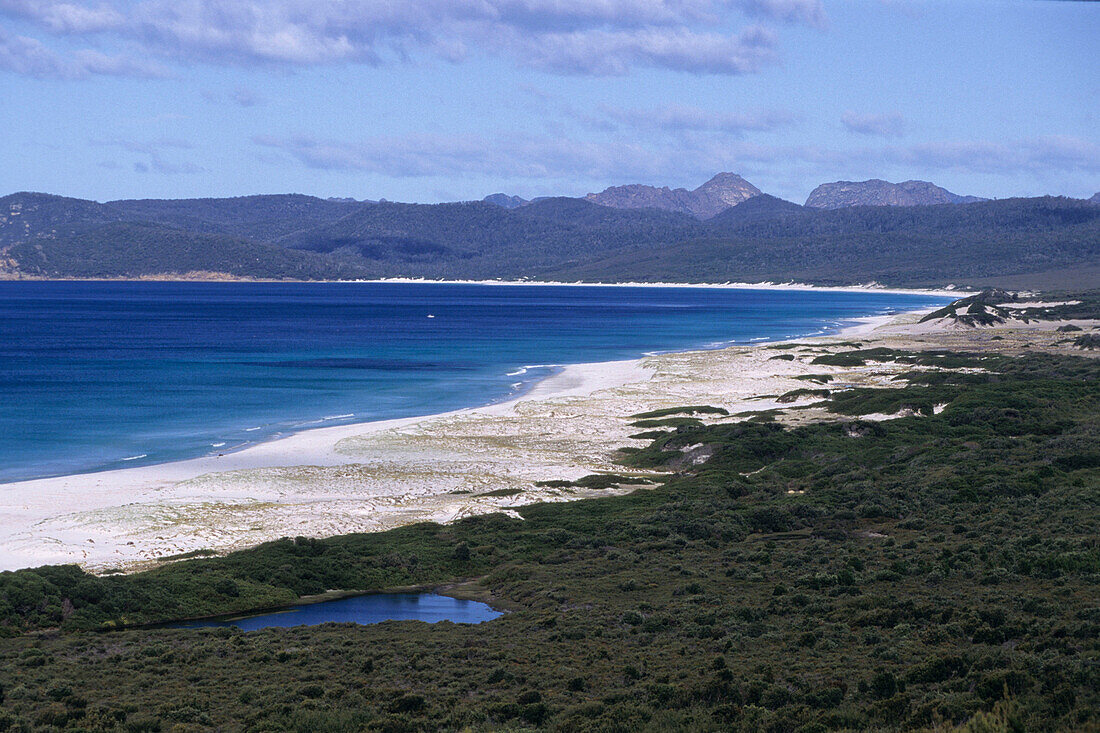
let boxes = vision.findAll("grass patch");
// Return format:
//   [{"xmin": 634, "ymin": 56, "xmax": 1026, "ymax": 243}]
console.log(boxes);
[
  {"xmin": 794, "ymin": 373, "xmax": 835, "ymax": 383},
  {"xmin": 477, "ymin": 488, "xmax": 524, "ymax": 498},
  {"xmin": 630, "ymin": 417, "xmax": 705, "ymax": 429},
  {"xmin": 630, "ymin": 405, "xmax": 729, "ymax": 419},
  {"xmin": 776, "ymin": 388, "xmax": 831, "ymax": 403}
]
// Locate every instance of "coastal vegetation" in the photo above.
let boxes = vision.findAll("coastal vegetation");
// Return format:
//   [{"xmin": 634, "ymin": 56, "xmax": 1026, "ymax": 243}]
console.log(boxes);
[{"xmin": 0, "ymin": 337, "xmax": 1096, "ymax": 731}]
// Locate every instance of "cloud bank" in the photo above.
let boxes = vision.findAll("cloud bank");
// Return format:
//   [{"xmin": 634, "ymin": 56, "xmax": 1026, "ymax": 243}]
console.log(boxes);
[
  {"xmin": 599, "ymin": 103, "xmax": 795, "ymax": 134},
  {"xmin": 0, "ymin": 23, "xmax": 162, "ymax": 77},
  {"xmin": 0, "ymin": 0, "xmax": 826, "ymax": 77},
  {"xmin": 254, "ymin": 130, "xmax": 1100, "ymax": 192}
]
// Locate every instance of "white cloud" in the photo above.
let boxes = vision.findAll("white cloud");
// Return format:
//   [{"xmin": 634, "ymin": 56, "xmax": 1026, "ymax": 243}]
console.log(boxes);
[
  {"xmin": 600, "ymin": 103, "xmax": 795, "ymax": 133},
  {"xmin": 841, "ymin": 111, "xmax": 905, "ymax": 138},
  {"xmin": 733, "ymin": 0, "xmax": 826, "ymax": 28},
  {"xmin": 892, "ymin": 136, "xmax": 1100, "ymax": 175},
  {"xmin": 91, "ymin": 137, "xmax": 203, "ymax": 175},
  {"xmin": 254, "ymin": 132, "xmax": 684, "ymax": 181},
  {"xmin": 0, "ymin": 0, "xmax": 123, "ymax": 33},
  {"xmin": 0, "ymin": 25, "xmax": 68, "ymax": 75},
  {"xmin": 0, "ymin": 23, "xmax": 163, "ymax": 76},
  {"xmin": 254, "ymin": 131, "xmax": 1100, "ymax": 196},
  {"xmin": 518, "ymin": 25, "xmax": 777, "ymax": 75},
  {"xmin": 0, "ymin": 0, "xmax": 825, "ymax": 76}
]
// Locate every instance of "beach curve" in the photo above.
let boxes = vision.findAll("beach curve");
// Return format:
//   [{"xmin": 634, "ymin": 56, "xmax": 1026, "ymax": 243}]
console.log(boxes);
[{"xmin": 0, "ymin": 307, "xmax": 944, "ymax": 573}]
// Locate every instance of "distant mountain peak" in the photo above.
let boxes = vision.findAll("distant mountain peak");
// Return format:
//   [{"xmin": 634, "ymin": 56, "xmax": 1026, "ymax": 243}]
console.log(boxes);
[
  {"xmin": 805, "ymin": 179, "xmax": 985, "ymax": 209},
  {"xmin": 585, "ymin": 172, "xmax": 761, "ymax": 219},
  {"xmin": 694, "ymin": 173, "xmax": 762, "ymax": 209},
  {"xmin": 1089, "ymin": 192, "xmax": 1100, "ymax": 204},
  {"xmin": 483, "ymin": 193, "xmax": 529, "ymax": 209},
  {"xmin": 697, "ymin": 172, "xmax": 754, "ymax": 190}
]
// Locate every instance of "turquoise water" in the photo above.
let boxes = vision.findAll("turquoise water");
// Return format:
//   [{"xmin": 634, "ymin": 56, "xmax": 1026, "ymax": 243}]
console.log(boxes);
[
  {"xmin": 0, "ymin": 281, "xmax": 951, "ymax": 483},
  {"xmin": 168, "ymin": 593, "xmax": 502, "ymax": 630}
]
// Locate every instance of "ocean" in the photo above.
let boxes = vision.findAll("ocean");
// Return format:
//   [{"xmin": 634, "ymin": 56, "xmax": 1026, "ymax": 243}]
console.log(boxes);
[{"xmin": 0, "ymin": 281, "xmax": 951, "ymax": 483}]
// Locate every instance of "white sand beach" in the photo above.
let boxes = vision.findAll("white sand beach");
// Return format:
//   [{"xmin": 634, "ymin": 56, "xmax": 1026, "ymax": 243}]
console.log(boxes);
[
  {"xmin": 3, "ymin": 302, "xmax": 1090, "ymax": 574},
  {"xmin": 367, "ymin": 278, "xmax": 970, "ymax": 298}
]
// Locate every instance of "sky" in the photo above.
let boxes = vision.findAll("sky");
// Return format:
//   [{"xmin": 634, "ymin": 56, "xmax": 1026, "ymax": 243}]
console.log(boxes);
[{"xmin": 0, "ymin": 0, "xmax": 1096, "ymax": 204}]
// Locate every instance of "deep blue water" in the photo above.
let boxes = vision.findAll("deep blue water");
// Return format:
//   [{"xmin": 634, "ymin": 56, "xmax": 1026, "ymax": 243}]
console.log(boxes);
[
  {"xmin": 168, "ymin": 593, "xmax": 502, "ymax": 630},
  {"xmin": 0, "ymin": 281, "xmax": 951, "ymax": 483}
]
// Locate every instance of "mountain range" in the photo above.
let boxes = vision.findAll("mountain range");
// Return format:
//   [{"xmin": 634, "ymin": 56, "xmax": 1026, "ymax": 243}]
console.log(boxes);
[
  {"xmin": 3, "ymin": 183, "xmax": 1098, "ymax": 289},
  {"xmin": 581, "ymin": 172, "xmax": 761, "ymax": 219},
  {"xmin": 484, "ymin": 174, "xmax": 988, "ymax": 219},
  {"xmin": 804, "ymin": 179, "xmax": 987, "ymax": 209}
]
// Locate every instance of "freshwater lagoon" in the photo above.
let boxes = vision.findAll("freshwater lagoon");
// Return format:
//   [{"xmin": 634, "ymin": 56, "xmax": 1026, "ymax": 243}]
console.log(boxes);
[{"xmin": 168, "ymin": 593, "xmax": 503, "ymax": 631}]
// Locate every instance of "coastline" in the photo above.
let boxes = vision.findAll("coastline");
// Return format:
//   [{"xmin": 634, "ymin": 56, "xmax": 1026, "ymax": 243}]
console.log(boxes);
[
  {"xmin": 365, "ymin": 278, "xmax": 973, "ymax": 298},
  {"xmin": 0, "ymin": 285, "xmax": 950, "ymax": 488},
  {"xmin": 0, "ymin": 303, "xmax": 912, "ymax": 489},
  {"xmin": 0, "ymin": 276, "xmax": 974, "ymax": 299},
  {"xmin": 1, "ymin": 281, "xmax": 994, "ymax": 574},
  {"xmin": 0, "ymin": 302, "xmax": 938, "ymax": 574},
  {"xmin": 0, "ymin": 354, "xmax": 656, "ymax": 572}
]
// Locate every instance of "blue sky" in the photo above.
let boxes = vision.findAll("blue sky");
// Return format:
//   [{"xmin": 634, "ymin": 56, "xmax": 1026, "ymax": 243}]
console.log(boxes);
[{"xmin": 0, "ymin": 0, "xmax": 1096, "ymax": 204}]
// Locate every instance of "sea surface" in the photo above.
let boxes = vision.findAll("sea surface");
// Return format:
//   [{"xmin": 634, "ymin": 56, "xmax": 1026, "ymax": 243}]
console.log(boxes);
[
  {"xmin": 0, "ymin": 281, "xmax": 951, "ymax": 483},
  {"xmin": 167, "ymin": 593, "xmax": 502, "ymax": 630}
]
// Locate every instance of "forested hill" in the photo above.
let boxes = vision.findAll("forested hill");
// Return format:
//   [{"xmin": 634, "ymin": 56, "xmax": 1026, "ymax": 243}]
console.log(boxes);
[
  {"xmin": 1, "ymin": 191, "xmax": 1098, "ymax": 288},
  {"xmin": 106, "ymin": 194, "xmax": 362, "ymax": 242},
  {"xmin": 0, "ymin": 193, "xmax": 367, "ymax": 280},
  {"xmin": 624, "ymin": 196, "xmax": 1100, "ymax": 288},
  {"xmin": 277, "ymin": 197, "xmax": 708, "ymax": 278}
]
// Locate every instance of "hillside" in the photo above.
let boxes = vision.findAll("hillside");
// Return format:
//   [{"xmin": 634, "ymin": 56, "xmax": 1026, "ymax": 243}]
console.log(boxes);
[
  {"xmin": 805, "ymin": 179, "xmax": 985, "ymax": 209},
  {"xmin": 0, "ymin": 192, "xmax": 367, "ymax": 280},
  {"xmin": 105, "ymin": 194, "xmax": 361, "ymax": 242},
  {"xmin": 4, "ymin": 221, "xmax": 366, "ymax": 280},
  {"xmin": 277, "ymin": 194, "xmax": 1099, "ymax": 287},
  {"xmin": 705, "ymin": 194, "xmax": 806, "ymax": 227},
  {"xmin": 2, "ymin": 189, "xmax": 1098, "ymax": 288},
  {"xmin": 547, "ymin": 197, "xmax": 1100, "ymax": 288},
  {"xmin": 277, "ymin": 197, "xmax": 706, "ymax": 278},
  {"xmin": 1, "ymin": 192, "xmax": 122, "ymax": 248}
]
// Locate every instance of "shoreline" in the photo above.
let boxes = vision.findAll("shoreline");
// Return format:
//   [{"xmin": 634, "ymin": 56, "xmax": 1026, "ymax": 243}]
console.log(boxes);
[
  {"xmin": 0, "ymin": 355, "xmax": 656, "ymax": 572},
  {"xmin": 359, "ymin": 278, "xmax": 972, "ymax": 298},
  {"xmin": 0, "ymin": 292, "xmax": 946, "ymax": 488},
  {"xmin": 0, "ymin": 276, "xmax": 974, "ymax": 298},
  {"xmin": 0, "ymin": 305, "xmax": 920, "ymax": 488},
  {"xmin": 0, "ymin": 302, "xmax": 947, "ymax": 573}
]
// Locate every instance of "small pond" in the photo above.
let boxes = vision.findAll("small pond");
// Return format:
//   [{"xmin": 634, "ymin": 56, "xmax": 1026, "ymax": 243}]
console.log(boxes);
[{"xmin": 168, "ymin": 593, "xmax": 503, "ymax": 631}]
